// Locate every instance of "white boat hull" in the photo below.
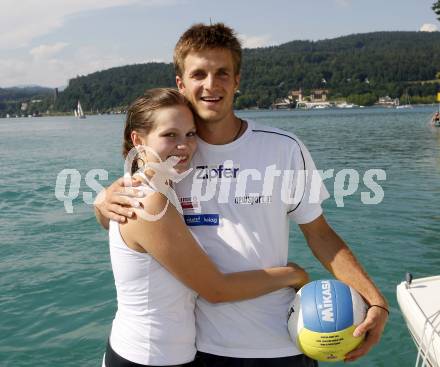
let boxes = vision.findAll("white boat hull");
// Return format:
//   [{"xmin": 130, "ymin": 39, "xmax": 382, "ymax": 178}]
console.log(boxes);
[{"xmin": 397, "ymin": 275, "xmax": 440, "ymax": 367}]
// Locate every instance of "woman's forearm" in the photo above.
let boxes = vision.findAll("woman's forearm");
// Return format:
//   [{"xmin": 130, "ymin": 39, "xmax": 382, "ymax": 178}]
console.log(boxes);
[{"xmin": 203, "ymin": 265, "xmax": 308, "ymax": 303}]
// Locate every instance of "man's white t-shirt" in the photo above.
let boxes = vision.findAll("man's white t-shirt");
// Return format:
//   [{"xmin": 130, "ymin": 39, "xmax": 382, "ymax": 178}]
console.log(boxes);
[{"xmin": 175, "ymin": 119, "xmax": 329, "ymax": 358}]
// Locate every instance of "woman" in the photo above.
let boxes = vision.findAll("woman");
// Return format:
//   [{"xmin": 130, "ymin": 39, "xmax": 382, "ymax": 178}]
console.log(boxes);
[{"xmin": 103, "ymin": 88, "xmax": 309, "ymax": 367}]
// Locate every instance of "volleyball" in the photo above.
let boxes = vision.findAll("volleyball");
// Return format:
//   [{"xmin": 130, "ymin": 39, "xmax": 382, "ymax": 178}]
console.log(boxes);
[{"xmin": 287, "ymin": 279, "xmax": 367, "ymax": 362}]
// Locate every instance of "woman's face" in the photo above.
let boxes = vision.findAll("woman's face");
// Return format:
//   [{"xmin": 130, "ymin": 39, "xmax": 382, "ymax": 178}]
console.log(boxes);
[{"xmin": 136, "ymin": 104, "xmax": 197, "ymax": 173}]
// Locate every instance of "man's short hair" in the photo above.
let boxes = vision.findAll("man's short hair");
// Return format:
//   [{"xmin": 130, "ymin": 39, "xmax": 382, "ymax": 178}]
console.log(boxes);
[{"xmin": 173, "ymin": 23, "xmax": 242, "ymax": 77}]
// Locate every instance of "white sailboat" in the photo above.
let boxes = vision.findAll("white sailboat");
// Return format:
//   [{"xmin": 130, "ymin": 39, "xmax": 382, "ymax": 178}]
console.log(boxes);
[{"xmin": 74, "ymin": 100, "xmax": 86, "ymax": 119}]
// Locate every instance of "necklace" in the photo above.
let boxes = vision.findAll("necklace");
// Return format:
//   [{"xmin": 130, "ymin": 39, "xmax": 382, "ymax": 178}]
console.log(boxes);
[{"xmin": 232, "ymin": 118, "xmax": 244, "ymax": 142}]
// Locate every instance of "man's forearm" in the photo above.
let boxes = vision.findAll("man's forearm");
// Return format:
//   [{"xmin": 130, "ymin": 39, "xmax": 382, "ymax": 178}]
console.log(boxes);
[
  {"xmin": 320, "ymin": 234, "xmax": 386, "ymax": 306},
  {"xmin": 300, "ymin": 216, "xmax": 387, "ymax": 307}
]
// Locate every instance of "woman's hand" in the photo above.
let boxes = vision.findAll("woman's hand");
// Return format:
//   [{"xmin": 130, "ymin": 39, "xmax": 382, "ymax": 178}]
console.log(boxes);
[{"xmin": 286, "ymin": 262, "xmax": 309, "ymax": 290}]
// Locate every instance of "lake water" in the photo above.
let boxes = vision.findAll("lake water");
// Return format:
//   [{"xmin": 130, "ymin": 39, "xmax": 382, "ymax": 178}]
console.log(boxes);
[{"xmin": 1, "ymin": 107, "xmax": 439, "ymax": 366}]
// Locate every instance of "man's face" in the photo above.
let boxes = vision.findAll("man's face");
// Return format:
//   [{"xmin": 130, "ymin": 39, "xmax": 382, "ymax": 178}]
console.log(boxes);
[{"xmin": 176, "ymin": 48, "xmax": 240, "ymax": 125}]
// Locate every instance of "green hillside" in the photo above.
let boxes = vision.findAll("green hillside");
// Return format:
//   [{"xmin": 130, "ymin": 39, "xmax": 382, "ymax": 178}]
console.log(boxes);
[
  {"xmin": 2, "ymin": 31, "xmax": 440, "ymax": 116},
  {"xmin": 0, "ymin": 86, "xmax": 54, "ymax": 116},
  {"xmin": 54, "ymin": 63, "xmax": 175, "ymax": 113},
  {"xmin": 238, "ymin": 31, "xmax": 440, "ymax": 107}
]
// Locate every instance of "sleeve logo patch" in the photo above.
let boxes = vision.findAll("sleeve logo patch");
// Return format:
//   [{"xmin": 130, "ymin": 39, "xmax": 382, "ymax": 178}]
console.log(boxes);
[
  {"xmin": 184, "ymin": 214, "xmax": 219, "ymax": 226},
  {"xmin": 179, "ymin": 197, "xmax": 200, "ymax": 210}
]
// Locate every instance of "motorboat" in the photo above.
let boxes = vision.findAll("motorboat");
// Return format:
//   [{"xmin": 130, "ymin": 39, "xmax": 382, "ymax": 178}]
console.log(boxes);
[
  {"xmin": 396, "ymin": 91, "xmax": 413, "ymax": 109},
  {"xmin": 396, "ymin": 104, "xmax": 413, "ymax": 110},
  {"xmin": 336, "ymin": 102, "xmax": 355, "ymax": 108}
]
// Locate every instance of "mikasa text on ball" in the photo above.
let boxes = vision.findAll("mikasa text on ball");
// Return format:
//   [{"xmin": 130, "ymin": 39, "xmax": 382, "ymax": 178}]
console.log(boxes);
[{"xmin": 287, "ymin": 279, "xmax": 367, "ymax": 362}]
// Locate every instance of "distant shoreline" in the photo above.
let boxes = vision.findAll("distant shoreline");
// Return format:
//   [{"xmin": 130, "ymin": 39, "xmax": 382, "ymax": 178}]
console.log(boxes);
[{"xmin": 2, "ymin": 103, "xmax": 438, "ymax": 119}]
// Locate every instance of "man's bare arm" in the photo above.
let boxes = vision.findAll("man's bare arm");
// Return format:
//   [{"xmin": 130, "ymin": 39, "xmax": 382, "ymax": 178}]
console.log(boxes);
[{"xmin": 299, "ymin": 214, "xmax": 388, "ymax": 362}]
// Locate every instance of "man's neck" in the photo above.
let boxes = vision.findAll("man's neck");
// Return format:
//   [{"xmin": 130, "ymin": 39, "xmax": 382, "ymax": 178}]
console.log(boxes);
[{"xmin": 196, "ymin": 113, "xmax": 246, "ymax": 145}]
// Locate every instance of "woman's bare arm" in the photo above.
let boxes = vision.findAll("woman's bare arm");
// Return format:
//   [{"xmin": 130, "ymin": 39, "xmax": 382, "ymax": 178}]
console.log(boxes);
[{"xmin": 121, "ymin": 192, "xmax": 308, "ymax": 303}]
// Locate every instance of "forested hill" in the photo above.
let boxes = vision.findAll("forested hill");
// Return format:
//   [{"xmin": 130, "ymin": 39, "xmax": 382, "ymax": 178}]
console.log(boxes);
[
  {"xmin": 0, "ymin": 86, "xmax": 54, "ymax": 116},
  {"xmin": 55, "ymin": 63, "xmax": 175, "ymax": 112},
  {"xmin": 54, "ymin": 31, "xmax": 440, "ymax": 111},
  {"xmin": 0, "ymin": 86, "xmax": 53, "ymax": 99}
]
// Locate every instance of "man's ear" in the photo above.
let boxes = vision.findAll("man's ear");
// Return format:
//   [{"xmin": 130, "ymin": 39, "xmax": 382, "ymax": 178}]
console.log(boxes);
[
  {"xmin": 176, "ymin": 75, "xmax": 185, "ymax": 93},
  {"xmin": 234, "ymin": 74, "xmax": 241, "ymax": 92}
]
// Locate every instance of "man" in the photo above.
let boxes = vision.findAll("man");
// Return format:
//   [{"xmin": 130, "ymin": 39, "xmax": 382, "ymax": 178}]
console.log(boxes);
[{"xmin": 95, "ymin": 23, "xmax": 388, "ymax": 366}]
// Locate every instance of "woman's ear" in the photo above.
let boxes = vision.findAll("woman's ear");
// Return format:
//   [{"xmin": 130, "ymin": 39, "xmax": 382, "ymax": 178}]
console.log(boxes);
[{"xmin": 131, "ymin": 131, "xmax": 143, "ymax": 147}]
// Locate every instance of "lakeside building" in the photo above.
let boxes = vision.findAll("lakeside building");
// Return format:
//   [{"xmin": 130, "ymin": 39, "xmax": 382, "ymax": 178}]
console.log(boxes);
[
  {"xmin": 310, "ymin": 89, "xmax": 329, "ymax": 102},
  {"xmin": 289, "ymin": 89, "xmax": 304, "ymax": 103},
  {"xmin": 292, "ymin": 88, "xmax": 331, "ymax": 109}
]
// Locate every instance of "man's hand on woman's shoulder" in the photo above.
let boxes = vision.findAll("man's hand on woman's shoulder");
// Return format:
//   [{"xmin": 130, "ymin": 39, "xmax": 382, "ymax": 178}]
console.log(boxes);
[{"xmin": 93, "ymin": 176, "xmax": 144, "ymax": 229}]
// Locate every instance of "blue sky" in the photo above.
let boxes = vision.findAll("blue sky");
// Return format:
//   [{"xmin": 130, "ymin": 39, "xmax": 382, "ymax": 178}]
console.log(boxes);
[{"xmin": 1, "ymin": 0, "xmax": 439, "ymax": 88}]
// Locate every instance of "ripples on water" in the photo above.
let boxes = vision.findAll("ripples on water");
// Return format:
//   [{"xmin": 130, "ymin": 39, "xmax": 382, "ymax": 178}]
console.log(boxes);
[{"xmin": 1, "ymin": 107, "xmax": 439, "ymax": 366}]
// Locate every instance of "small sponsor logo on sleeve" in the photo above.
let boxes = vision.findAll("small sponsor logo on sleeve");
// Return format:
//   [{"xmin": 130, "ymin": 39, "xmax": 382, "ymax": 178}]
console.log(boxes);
[
  {"xmin": 179, "ymin": 197, "xmax": 200, "ymax": 210},
  {"xmin": 184, "ymin": 214, "xmax": 219, "ymax": 226}
]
